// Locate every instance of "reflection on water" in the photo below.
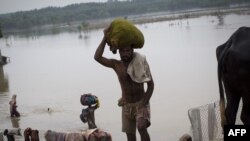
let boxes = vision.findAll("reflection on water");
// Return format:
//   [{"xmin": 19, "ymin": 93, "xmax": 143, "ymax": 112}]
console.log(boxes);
[
  {"xmin": 0, "ymin": 13, "xmax": 250, "ymax": 141},
  {"xmin": 11, "ymin": 118, "xmax": 20, "ymax": 128}
]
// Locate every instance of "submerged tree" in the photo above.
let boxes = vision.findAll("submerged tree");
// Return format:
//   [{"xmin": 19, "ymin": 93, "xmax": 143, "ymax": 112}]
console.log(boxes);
[{"xmin": 77, "ymin": 21, "xmax": 89, "ymax": 39}]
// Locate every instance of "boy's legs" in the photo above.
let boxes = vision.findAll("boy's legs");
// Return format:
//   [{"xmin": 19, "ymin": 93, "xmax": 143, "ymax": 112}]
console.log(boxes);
[
  {"xmin": 88, "ymin": 109, "xmax": 97, "ymax": 129},
  {"xmin": 136, "ymin": 104, "xmax": 151, "ymax": 141},
  {"xmin": 122, "ymin": 105, "xmax": 136, "ymax": 141},
  {"xmin": 87, "ymin": 120, "xmax": 97, "ymax": 129},
  {"xmin": 137, "ymin": 118, "xmax": 150, "ymax": 141},
  {"xmin": 126, "ymin": 133, "xmax": 136, "ymax": 141}
]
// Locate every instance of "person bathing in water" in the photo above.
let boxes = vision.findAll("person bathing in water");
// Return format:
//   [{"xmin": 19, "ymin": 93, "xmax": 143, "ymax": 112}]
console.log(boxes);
[{"xmin": 9, "ymin": 95, "xmax": 20, "ymax": 117}]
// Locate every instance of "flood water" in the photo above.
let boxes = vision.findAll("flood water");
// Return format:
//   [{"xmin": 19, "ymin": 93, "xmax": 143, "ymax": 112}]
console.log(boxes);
[{"xmin": 1, "ymin": 13, "xmax": 250, "ymax": 140}]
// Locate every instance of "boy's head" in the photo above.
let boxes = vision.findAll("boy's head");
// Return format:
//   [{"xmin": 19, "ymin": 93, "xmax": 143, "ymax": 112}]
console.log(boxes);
[{"xmin": 119, "ymin": 46, "xmax": 134, "ymax": 63}]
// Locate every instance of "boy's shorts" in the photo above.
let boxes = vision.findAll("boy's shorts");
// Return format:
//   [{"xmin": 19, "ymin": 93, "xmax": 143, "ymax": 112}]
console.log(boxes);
[{"xmin": 121, "ymin": 100, "xmax": 150, "ymax": 134}]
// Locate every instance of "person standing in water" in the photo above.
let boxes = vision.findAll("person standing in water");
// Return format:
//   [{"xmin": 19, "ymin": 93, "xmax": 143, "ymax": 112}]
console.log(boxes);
[
  {"xmin": 9, "ymin": 95, "xmax": 20, "ymax": 117},
  {"xmin": 94, "ymin": 25, "xmax": 154, "ymax": 141}
]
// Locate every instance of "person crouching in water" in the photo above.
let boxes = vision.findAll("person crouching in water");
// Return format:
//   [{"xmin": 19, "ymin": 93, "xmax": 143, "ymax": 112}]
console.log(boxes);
[{"xmin": 9, "ymin": 95, "xmax": 20, "ymax": 117}]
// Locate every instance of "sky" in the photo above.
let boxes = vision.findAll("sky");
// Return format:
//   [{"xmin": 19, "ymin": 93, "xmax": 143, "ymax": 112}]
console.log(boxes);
[{"xmin": 0, "ymin": 0, "xmax": 107, "ymax": 14}]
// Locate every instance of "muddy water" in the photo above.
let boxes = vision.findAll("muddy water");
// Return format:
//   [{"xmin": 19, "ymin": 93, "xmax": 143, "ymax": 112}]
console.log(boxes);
[{"xmin": 0, "ymin": 13, "xmax": 250, "ymax": 141}]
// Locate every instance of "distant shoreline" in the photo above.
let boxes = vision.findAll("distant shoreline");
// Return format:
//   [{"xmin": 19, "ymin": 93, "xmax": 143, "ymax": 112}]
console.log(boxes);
[
  {"xmin": 3, "ymin": 6, "xmax": 250, "ymax": 36},
  {"xmin": 86, "ymin": 6, "xmax": 250, "ymax": 29}
]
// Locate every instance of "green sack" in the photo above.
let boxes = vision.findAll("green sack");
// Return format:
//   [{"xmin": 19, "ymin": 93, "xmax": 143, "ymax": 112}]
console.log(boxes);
[{"xmin": 107, "ymin": 18, "xmax": 144, "ymax": 53}]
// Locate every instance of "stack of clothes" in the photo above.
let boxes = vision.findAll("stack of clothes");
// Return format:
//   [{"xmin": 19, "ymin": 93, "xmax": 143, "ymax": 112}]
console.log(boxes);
[{"xmin": 44, "ymin": 128, "xmax": 112, "ymax": 141}]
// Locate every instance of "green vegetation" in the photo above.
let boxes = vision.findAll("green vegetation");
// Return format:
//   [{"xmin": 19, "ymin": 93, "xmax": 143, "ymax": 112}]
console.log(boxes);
[{"xmin": 0, "ymin": 0, "xmax": 249, "ymax": 31}]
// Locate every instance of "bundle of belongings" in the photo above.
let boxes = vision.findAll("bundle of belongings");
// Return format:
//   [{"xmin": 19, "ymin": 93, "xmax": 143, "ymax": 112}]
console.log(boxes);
[
  {"xmin": 0, "ymin": 128, "xmax": 22, "ymax": 141},
  {"xmin": 80, "ymin": 94, "xmax": 99, "ymax": 106},
  {"xmin": 106, "ymin": 18, "xmax": 144, "ymax": 54},
  {"xmin": 24, "ymin": 127, "xmax": 39, "ymax": 141},
  {"xmin": 44, "ymin": 128, "xmax": 112, "ymax": 141}
]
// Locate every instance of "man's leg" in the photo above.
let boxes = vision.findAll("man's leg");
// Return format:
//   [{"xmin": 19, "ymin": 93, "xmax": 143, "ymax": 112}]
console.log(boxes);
[
  {"xmin": 137, "ymin": 118, "xmax": 150, "ymax": 141},
  {"xmin": 126, "ymin": 133, "xmax": 136, "ymax": 141}
]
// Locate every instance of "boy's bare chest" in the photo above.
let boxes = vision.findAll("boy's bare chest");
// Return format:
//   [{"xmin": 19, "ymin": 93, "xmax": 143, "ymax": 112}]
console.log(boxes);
[{"xmin": 115, "ymin": 63, "xmax": 131, "ymax": 81}]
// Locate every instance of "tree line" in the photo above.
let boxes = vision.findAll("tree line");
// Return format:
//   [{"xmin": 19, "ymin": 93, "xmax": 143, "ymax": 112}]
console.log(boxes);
[{"xmin": 0, "ymin": 0, "xmax": 249, "ymax": 31}]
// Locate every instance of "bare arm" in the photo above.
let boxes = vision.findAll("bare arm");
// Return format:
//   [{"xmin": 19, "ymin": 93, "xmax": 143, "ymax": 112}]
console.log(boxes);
[
  {"xmin": 142, "ymin": 64, "xmax": 154, "ymax": 106},
  {"xmin": 142, "ymin": 79, "xmax": 154, "ymax": 106},
  {"xmin": 94, "ymin": 27, "xmax": 116, "ymax": 68},
  {"xmin": 92, "ymin": 104, "xmax": 99, "ymax": 110},
  {"xmin": 142, "ymin": 60, "xmax": 154, "ymax": 105}
]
